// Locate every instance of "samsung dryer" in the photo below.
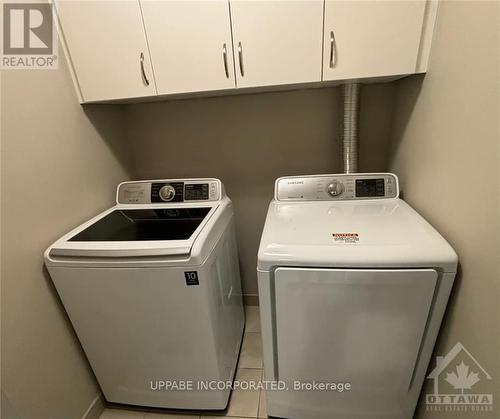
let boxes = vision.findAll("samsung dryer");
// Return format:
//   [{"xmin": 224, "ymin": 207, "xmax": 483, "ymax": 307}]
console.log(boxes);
[
  {"xmin": 45, "ymin": 178, "xmax": 244, "ymax": 410},
  {"xmin": 257, "ymin": 173, "xmax": 457, "ymax": 419}
]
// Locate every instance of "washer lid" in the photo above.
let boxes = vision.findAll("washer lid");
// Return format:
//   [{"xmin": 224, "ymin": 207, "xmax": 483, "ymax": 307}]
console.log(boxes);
[
  {"xmin": 257, "ymin": 198, "xmax": 458, "ymax": 272},
  {"xmin": 69, "ymin": 207, "xmax": 211, "ymax": 242},
  {"xmin": 48, "ymin": 204, "xmax": 219, "ymax": 259}
]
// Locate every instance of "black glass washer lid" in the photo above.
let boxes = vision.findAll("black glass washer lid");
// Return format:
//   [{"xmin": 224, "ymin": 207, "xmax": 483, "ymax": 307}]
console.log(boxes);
[{"xmin": 69, "ymin": 207, "xmax": 211, "ymax": 242}]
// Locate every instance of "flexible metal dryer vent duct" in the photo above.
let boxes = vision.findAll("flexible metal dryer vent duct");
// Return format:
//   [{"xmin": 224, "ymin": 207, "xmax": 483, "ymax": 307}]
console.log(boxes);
[{"xmin": 342, "ymin": 82, "xmax": 361, "ymax": 174}]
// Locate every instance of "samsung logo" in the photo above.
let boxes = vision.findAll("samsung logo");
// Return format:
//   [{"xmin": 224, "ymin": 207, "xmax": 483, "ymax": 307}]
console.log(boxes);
[{"xmin": 287, "ymin": 181, "xmax": 304, "ymax": 185}]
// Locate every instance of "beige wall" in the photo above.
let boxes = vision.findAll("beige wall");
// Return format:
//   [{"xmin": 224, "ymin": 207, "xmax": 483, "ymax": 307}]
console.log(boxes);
[
  {"xmin": 124, "ymin": 84, "xmax": 394, "ymax": 299},
  {"xmin": 1, "ymin": 54, "xmax": 131, "ymax": 417},
  {"xmin": 388, "ymin": 1, "xmax": 500, "ymax": 417}
]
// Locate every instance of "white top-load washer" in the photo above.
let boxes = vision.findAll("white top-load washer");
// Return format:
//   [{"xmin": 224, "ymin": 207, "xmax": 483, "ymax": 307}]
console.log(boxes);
[
  {"xmin": 257, "ymin": 173, "xmax": 457, "ymax": 419},
  {"xmin": 45, "ymin": 178, "xmax": 244, "ymax": 410}
]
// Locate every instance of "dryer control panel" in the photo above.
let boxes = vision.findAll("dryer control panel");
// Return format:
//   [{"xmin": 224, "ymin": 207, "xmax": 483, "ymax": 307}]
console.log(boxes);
[
  {"xmin": 116, "ymin": 179, "xmax": 221, "ymax": 204},
  {"xmin": 275, "ymin": 173, "xmax": 399, "ymax": 201}
]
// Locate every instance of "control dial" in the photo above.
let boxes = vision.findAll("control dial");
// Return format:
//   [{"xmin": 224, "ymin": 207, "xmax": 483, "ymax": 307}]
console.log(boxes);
[
  {"xmin": 159, "ymin": 184, "xmax": 176, "ymax": 202},
  {"xmin": 327, "ymin": 180, "xmax": 344, "ymax": 197}
]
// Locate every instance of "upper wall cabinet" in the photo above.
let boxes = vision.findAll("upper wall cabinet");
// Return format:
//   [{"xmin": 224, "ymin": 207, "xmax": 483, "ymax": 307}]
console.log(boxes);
[
  {"xmin": 323, "ymin": 0, "xmax": 428, "ymax": 81},
  {"xmin": 141, "ymin": 1, "xmax": 236, "ymax": 95},
  {"xmin": 56, "ymin": 0, "xmax": 437, "ymax": 103},
  {"xmin": 56, "ymin": 1, "xmax": 156, "ymax": 102},
  {"xmin": 229, "ymin": 0, "xmax": 324, "ymax": 88}
]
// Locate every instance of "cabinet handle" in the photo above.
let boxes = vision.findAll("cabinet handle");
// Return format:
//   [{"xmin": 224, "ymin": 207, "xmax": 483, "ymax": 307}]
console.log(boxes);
[
  {"xmin": 140, "ymin": 52, "xmax": 150, "ymax": 86},
  {"xmin": 329, "ymin": 30, "xmax": 337, "ymax": 68},
  {"xmin": 223, "ymin": 43, "xmax": 229, "ymax": 78},
  {"xmin": 238, "ymin": 42, "xmax": 244, "ymax": 77}
]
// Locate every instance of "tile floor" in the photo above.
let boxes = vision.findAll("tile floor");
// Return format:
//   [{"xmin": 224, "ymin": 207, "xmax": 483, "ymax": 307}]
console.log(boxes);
[{"xmin": 100, "ymin": 306, "xmax": 268, "ymax": 419}]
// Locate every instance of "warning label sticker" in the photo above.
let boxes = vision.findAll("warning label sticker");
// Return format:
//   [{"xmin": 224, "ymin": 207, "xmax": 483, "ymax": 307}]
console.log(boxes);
[{"xmin": 332, "ymin": 233, "xmax": 359, "ymax": 243}]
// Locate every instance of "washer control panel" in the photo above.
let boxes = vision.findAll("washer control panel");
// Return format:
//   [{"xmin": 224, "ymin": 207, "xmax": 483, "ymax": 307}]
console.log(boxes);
[
  {"xmin": 275, "ymin": 173, "xmax": 399, "ymax": 201},
  {"xmin": 117, "ymin": 179, "xmax": 221, "ymax": 204}
]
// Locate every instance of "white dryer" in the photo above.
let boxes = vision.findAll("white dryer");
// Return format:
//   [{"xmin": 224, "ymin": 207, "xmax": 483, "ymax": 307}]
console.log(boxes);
[
  {"xmin": 257, "ymin": 173, "xmax": 457, "ymax": 419},
  {"xmin": 45, "ymin": 178, "xmax": 244, "ymax": 410}
]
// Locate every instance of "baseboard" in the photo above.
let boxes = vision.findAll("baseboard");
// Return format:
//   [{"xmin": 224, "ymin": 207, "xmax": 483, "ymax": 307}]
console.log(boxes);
[
  {"xmin": 243, "ymin": 294, "xmax": 259, "ymax": 306},
  {"xmin": 81, "ymin": 393, "xmax": 105, "ymax": 419}
]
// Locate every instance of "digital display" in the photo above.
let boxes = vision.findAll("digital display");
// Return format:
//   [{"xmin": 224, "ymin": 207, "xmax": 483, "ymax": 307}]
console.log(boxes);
[
  {"xmin": 355, "ymin": 179, "xmax": 385, "ymax": 197},
  {"xmin": 185, "ymin": 183, "xmax": 209, "ymax": 200}
]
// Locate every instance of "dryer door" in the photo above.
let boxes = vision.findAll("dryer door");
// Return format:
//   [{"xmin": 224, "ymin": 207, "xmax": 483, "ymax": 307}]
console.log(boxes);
[{"xmin": 274, "ymin": 267, "xmax": 437, "ymax": 418}]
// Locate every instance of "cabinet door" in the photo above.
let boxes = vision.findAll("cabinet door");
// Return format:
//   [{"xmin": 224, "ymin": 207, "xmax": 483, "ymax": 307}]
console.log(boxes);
[
  {"xmin": 56, "ymin": 1, "xmax": 156, "ymax": 102},
  {"xmin": 323, "ymin": 0, "xmax": 426, "ymax": 81},
  {"xmin": 230, "ymin": 0, "xmax": 323, "ymax": 88},
  {"xmin": 141, "ymin": 0, "xmax": 236, "ymax": 95}
]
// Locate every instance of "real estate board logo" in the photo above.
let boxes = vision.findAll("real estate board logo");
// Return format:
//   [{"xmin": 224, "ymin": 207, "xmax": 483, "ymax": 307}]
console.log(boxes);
[
  {"xmin": 426, "ymin": 342, "xmax": 493, "ymax": 414},
  {"xmin": 2, "ymin": 2, "xmax": 58, "ymax": 69}
]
